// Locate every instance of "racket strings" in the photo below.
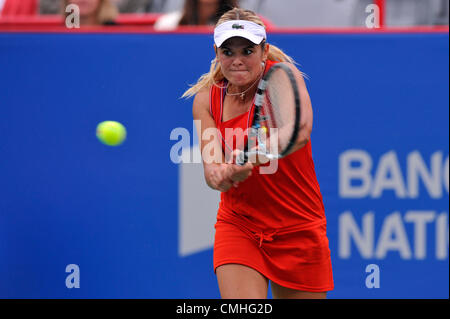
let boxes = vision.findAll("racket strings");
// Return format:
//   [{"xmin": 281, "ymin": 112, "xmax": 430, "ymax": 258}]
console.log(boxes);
[{"xmin": 261, "ymin": 69, "xmax": 297, "ymax": 154}]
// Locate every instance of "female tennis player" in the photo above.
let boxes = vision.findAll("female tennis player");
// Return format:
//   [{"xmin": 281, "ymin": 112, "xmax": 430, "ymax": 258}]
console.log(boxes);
[{"xmin": 183, "ymin": 8, "xmax": 334, "ymax": 299}]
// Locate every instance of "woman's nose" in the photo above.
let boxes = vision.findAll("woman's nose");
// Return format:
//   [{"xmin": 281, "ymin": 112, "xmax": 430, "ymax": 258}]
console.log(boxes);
[{"xmin": 231, "ymin": 57, "xmax": 244, "ymax": 66}]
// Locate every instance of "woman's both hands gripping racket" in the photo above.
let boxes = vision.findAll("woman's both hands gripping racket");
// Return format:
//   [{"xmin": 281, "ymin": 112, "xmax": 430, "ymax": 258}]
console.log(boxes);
[{"xmin": 237, "ymin": 63, "xmax": 301, "ymax": 166}]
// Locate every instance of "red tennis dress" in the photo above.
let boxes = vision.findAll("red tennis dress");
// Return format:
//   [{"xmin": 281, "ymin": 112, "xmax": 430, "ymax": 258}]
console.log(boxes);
[{"xmin": 211, "ymin": 60, "xmax": 334, "ymax": 292}]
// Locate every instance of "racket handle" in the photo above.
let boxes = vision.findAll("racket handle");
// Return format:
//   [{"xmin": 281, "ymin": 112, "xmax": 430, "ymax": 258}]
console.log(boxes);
[{"xmin": 236, "ymin": 150, "xmax": 279, "ymax": 166}]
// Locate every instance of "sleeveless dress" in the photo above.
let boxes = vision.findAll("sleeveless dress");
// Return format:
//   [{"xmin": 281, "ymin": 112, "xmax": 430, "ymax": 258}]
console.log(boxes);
[{"xmin": 211, "ymin": 60, "xmax": 334, "ymax": 292}]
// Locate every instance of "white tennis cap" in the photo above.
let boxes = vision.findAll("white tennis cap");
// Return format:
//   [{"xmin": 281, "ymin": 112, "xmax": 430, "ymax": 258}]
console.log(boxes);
[{"xmin": 214, "ymin": 20, "xmax": 267, "ymax": 48}]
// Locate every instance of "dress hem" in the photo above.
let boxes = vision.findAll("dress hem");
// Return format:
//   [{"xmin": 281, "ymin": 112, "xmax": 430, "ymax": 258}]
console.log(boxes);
[{"xmin": 214, "ymin": 259, "xmax": 334, "ymax": 293}]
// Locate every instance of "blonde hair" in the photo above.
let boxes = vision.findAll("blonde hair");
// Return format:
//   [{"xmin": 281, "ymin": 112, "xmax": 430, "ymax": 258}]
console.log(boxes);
[
  {"xmin": 182, "ymin": 8, "xmax": 295, "ymax": 99},
  {"xmin": 64, "ymin": 0, "xmax": 118, "ymax": 25}
]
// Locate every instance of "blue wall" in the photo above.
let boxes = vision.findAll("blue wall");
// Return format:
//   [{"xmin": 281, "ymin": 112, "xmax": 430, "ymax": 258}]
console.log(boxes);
[{"xmin": 0, "ymin": 31, "xmax": 448, "ymax": 298}]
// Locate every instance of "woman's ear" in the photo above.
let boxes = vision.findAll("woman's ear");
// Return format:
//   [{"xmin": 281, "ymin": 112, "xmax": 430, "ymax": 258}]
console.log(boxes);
[
  {"xmin": 212, "ymin": 45, "xmax": 219, "ymax": 67},
  {"xmin": 214, "ymin": 44, "xmax": 220, "ymax": 61},
  {"xmin": 264, "ymin": 43, "xmax": 270, "ymax": 59}
]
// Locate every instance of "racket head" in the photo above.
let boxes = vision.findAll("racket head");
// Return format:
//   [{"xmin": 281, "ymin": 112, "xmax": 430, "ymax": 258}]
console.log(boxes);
[{"xmin": 250, "ymin": 63, "xmax": 301, "ymax": 161}]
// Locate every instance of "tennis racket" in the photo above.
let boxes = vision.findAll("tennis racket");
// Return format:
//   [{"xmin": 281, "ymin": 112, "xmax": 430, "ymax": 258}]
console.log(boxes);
[{"xmin": 236, "ymin": 63, "xmax": 301, "ymax": 165}]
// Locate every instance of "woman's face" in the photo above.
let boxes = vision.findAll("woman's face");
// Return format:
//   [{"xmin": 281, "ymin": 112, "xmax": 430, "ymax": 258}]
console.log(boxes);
[
  {"xmin": 216, "ymin": 37, "xmax": 268, "ymax": 87},
  {"xmin": 68, "ymin": 0, "xmax": 101, "ymax": 16}
]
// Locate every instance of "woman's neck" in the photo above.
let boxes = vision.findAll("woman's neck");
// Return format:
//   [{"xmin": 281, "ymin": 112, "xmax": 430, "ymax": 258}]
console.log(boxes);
[{"xmin": 226, "ymin": 70, "xmax": 263, "ymax": 102}]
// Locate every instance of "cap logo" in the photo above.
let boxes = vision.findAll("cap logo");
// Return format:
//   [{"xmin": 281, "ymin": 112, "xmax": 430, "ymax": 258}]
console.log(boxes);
[{"xmin": 232, "ymin": 23, "xmax": 244, "ymax": 29}]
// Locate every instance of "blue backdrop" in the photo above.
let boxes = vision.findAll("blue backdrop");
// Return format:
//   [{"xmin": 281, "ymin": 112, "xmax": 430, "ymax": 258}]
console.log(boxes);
[{"xmin": 0, "ymin": 31, "xmax": 448, "ymax": 298}]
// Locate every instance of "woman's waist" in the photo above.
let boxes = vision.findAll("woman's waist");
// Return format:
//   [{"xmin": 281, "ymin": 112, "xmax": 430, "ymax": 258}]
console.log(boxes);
[
  {"xmin": 217, "ymin": 203, "xmax": 326, "ymax": 235},
  {"xmin": 221, "ymin": 175, "xmax": 325, "ymax": 223}
]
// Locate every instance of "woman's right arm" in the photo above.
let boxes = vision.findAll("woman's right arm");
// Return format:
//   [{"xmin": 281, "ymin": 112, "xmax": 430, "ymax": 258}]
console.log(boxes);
[{"xmin": 192, "ymin": 88, "xmax": 253, "ymax": 192}]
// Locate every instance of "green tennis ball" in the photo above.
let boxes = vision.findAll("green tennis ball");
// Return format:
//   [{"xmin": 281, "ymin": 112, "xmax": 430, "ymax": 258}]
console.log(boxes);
[{"xmin": 96, "ymin": 121, "xmax": 127, "ymax": 146}]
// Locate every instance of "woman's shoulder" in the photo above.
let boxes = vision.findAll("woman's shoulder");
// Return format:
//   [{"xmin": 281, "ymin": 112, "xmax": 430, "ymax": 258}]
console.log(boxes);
[
  {"xmin": 267, "ymin": 60, "xmax": 302, "ymax": 75},
  {"xmin": 192, "ymin": 80, "xmax": 226, "ymax": 112},
  {"xmin": 193, "ymin": 86, "xmax": 211, "ymax": 107},
  {"xmin": 192, "ymin": 86, "xmax": 213, "ymax": 119},
  {"xmin": 195, "ymin": 81, "xmax": 224, "ymax": 100}
]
